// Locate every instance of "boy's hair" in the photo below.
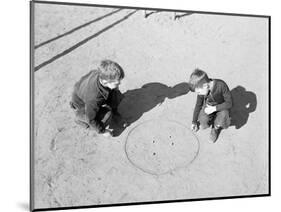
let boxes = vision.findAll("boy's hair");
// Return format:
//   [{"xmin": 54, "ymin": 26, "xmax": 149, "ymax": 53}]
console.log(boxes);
[
  {"xmin": 189, "ymin": 68, "xmax": 210, "ymax": 91},
  {"xmin": 98, "ymin": 60, "xmax": 125, "ymax": 81}
]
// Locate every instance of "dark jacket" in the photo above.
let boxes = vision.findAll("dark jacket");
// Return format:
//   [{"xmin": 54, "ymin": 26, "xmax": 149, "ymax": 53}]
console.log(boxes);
[
  {"xmin": 71, "ymin": 70, "xmax": 111, "ymax": 132},
  {"xmin": 192, "ymin": 79, "xmax": 232, "ymax": 124}
]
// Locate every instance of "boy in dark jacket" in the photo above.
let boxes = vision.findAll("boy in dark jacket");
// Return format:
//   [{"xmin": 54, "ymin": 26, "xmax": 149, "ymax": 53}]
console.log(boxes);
[
  {"xmin": 189, "ymin": 68, "xmax": 232, "ymax": 143},
  {"xmin": 70, "ymin": 60, "xmax": 125, "ymax": 137}
]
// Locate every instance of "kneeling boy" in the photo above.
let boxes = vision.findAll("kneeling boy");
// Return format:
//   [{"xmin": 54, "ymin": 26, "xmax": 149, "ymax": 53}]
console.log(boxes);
[
  {"xmin": 189, "ymin": 68, "xmax": 232, "ymax": 143},
  {"xmin": 70, "ymin": 60, "xmax": 125, "ymax": 137}
]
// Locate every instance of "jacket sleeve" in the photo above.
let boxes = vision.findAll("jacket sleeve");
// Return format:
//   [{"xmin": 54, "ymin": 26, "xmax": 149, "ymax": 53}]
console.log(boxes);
[
  {"xmin": 192, "ymin": 95, "xmax": 204, "ymax": 124},
  {"xmin": 215, "ymin": 83, "xmax": 232, "ymax": 111},
  {"xmin": 85, "ymin": 98, "xmax": 105, "ymax": 133}
]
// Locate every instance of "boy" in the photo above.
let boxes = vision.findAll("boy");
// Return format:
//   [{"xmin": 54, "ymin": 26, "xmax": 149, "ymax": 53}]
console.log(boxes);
[
  {"xmin": 70, "ymin": 60, "xmax": 125, "ymax": 137},
  {"xmin": 189, "ymin": 68, "xmax": 232, "ymax": 143}
]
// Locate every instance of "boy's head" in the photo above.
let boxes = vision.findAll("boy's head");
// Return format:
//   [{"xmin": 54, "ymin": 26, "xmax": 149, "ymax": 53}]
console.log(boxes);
[
  {"xmin": 189, "ymin": 68, "xmax": 210, "ymax": 95},
  {"xmin": 98, "ymin": 60, "xmax": 125, "ymax": 89}
]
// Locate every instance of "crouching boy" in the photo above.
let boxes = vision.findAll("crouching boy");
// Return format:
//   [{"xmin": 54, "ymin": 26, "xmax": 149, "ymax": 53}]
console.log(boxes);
[
  {"xmin": 189, "ymin": 68, "xmax": 232, "ymax": 143},
  {"xmin": 70, "ymin": 60, "xmax": 125, "ymax": 137}
]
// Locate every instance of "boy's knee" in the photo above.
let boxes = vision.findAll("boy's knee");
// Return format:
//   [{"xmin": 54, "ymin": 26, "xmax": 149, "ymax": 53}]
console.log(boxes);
[
  {"xmin": 216, "ymin": 110, "xmax": 230, "ymax": 121},
  {"xmin": 218, "ymin": 110, "xmax": 229, "ymax": 116},
  {"xmin": 214, "ymin": 110, "xmax": 230, "ymax": 128},
  {"xmin": 199, "ymin": 122, "xmax": 209, "ymax": 130},
  {"xmin": 74, "ymin": 109, "xmax": 86, "ymax": 121},
  {"xmin": 199, "ymin": 117, "xmax": 210, "ymax": 129}
]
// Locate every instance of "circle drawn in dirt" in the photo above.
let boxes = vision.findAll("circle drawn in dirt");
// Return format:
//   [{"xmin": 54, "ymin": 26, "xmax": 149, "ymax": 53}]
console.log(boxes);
[{"xmin": 125, "ymin": 119, "xmax": 200, "ymax": 175}]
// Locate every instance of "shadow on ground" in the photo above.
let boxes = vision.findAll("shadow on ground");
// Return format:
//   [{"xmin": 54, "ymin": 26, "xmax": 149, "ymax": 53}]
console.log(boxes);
[
  {"xmin": 230, "ymin": 86, "xmax": 257, "ymax": 129},
  {"xmin": 174, "ymin": 12, "xmax": 194, "ymax": 20},
  {"xmin": 109, "ymin": 82, "xmax": 190, "ymax": 136},
  {"xmin": 35, "ymin": 8, "xmax": 123, "ymax": 49},
  {"xmin": 144, "ymin": 10, "xmax": 194, "ymax": 20},
  {"xmin": 35, "ymin": 10, "xmax": 137, "ymax": 71}
]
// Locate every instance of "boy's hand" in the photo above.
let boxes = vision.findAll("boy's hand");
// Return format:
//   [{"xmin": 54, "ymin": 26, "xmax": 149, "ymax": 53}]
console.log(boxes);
[
  {"xmin": 191, "ymin": 123, "xmax": 199, "ymax": 132},
  {"xmin": 204, "ymin": 104, "xmax": 216, "ymax": 115}
]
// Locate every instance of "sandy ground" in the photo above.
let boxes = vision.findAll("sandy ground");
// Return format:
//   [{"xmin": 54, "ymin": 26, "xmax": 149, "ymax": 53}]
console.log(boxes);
[{"xmin": 33, "ymin": 3, "xmax": 269, "ymax": 209}]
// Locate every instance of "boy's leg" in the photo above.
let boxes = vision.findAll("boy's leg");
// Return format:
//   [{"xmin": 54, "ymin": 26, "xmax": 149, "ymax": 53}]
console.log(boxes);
[
  {"xmin": 214, "ymin": 110, "xmax": 231, "ymax": 129},
  {"xmin": 96, "ymin": 106, "xmax": 113, "ymax": 127},
  {"xmin": 198, "ymin": 108, "xmax": 213, "ymax": 130},
  {"xmin": 209, "ymin": 110, "xmax": 230, "ymax": 143},
  {"xmin": 70, "ymin": 94, "xmax": 90, "ymax": 129},
  {"xmin": 73, "ymin": 107, "xmax": 90, "ymax": 129},
  {"xmin": 107, "ymin": 89, "xmax": 124, "ymax": 114},
  {"xmin": 107, "ymin": 89, "xmax": 128, "ymax": 128}
]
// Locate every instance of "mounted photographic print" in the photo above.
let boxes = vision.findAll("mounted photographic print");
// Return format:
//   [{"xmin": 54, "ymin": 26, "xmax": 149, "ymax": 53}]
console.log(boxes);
[{"xmin": 30, "ymin": 1, "xmax": 270, "ymax": 211}]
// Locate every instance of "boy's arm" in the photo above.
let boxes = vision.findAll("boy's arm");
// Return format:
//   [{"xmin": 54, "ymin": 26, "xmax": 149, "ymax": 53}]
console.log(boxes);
[
  {"xmin": 192, "ymin": 95, "xmax": 204, "ymax": 124},
  {"xmin": 215, "ymin": 83, "xmax": 232, "ymax": 111},
  {"xmin": 85, "ymin": 99, "xmax": 105, "ymax": 133},
  {"xmin": 107, "ymin": 89, "xmax": 123, "ymax": 112}
]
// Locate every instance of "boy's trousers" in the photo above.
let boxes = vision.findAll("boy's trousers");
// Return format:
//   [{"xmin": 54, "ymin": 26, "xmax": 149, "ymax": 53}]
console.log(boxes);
[
  {"xmin": 70, "ymin": 89, "xmax": 123, "ymax": 130},
  {"xmin": 198, "ymin": 107, "xmax": 231, "ymax": 129},
  {"xmin": 73, "ymin": 105, "xmax": 112, "ymax": 129}
]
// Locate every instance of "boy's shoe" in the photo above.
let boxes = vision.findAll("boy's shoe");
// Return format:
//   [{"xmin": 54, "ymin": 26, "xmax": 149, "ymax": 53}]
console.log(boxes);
[
  {"xmin": 75, "ymin": 120, "xmax": 89, "ymax": 129},
  {"xmin": 209, "ymin": 126, "xmax": 222, "ymax": 143}
]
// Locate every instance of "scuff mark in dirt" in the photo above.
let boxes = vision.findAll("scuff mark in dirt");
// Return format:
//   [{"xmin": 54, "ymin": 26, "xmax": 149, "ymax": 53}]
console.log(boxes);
[
  {"xmin": 87, "ymin": 150, "xmax": 96, "ymax": 155},
  {"xmin": 50, "ymin": 138, "xmax": 57, "ymax": 151},
  {"xmin": 49, "ymin": 128, "xmax": 66, "ymax": 152}
]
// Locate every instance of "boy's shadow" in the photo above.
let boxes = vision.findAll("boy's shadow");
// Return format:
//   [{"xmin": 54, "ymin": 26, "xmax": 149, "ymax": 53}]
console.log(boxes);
[
  {"xmin": 230, "ymin": 86, "xmax": 257, "ymax": 129},
  {"xmin": 109, "ymin": 82, "xmax": 190, "ymax": 136}
]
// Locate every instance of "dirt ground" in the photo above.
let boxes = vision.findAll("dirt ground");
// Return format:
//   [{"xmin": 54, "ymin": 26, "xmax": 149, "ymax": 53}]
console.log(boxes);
[{"xmin": 32, "ymin": 3, "xmax": 269, "ymax": 209}]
